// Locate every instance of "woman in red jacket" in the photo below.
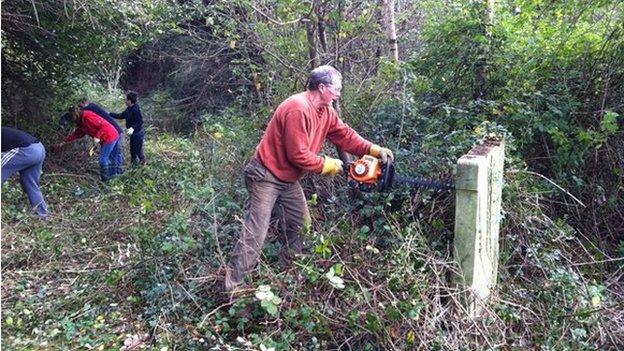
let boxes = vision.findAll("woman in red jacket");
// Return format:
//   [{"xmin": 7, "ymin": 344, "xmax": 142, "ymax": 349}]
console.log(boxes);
[{"xmin": 57, "ymin": 106, "xmax": 121, "ymax": 182}]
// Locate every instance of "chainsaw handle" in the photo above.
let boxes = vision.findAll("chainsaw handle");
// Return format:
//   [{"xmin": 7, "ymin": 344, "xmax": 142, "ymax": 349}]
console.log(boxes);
[{"xmin": 342, "ymin": 161, "xmax": 352, "ymax": 174}]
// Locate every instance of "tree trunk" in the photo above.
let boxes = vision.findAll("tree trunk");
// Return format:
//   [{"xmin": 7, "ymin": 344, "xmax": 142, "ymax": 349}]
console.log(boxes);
[
  {"xmin": 315, "ymin": 0, "xmax": 327, "ymax": 59},
  {"xmin": 381, "ymin": 0, "xmax": 399, "ymax": 62},
  {"xmin": 306, "ymin": 19, "xmax": 319, "ymax": 70},
  {"xmin": 103, "ymin": 56, "xmax": 122, "ymax": 94},
  {"xmin": 336, "ymin": 0, "xmax": 344, "ymax": 70}
]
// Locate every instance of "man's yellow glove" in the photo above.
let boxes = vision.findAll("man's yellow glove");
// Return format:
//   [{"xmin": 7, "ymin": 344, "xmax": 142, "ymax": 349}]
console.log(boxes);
[
  {"xmin": 321, "ymin": 156, "xmax": 344, "ymax": 176},
  {"xmin": 369, "ymin": 144, "xmax": 394, "ymax": 163}
]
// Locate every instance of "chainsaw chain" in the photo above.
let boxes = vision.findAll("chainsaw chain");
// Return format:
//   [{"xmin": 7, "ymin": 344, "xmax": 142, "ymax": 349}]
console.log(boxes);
[{"xmin": 393, "ymin": 174, "xmax": 454, "ymax": 192}]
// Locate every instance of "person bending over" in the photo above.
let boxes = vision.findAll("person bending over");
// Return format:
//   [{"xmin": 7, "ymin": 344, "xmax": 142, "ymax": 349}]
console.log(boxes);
[
  {"xmin": 57, "ymin": 106, "xmax": 121, "ymax": 182},
  {"xmin": 1, "ymin": 127, "xmax": 49, "ymax": 219},
  {"xmin": 78, "ymin": 97, "xmax": 125, "ymax": 175}
]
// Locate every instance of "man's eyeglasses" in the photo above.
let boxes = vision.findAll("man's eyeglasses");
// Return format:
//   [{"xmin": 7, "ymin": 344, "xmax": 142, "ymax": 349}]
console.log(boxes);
[{"xmin": 323, "ymin": 83, "xmax": 342, "ymax": 94}]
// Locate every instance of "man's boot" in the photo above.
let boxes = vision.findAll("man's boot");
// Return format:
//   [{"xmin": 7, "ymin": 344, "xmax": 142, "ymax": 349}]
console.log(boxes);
[
  {"xmin": 100, "ymin": 165, "xmax": 112, "ymax": 182},
  {"xmin": 224, "ymin": 267, "xmax": 245, "ymax": 292},
  {"xmin": 115, "ymin": 164, "xmax": 124, "ymax": 176}
]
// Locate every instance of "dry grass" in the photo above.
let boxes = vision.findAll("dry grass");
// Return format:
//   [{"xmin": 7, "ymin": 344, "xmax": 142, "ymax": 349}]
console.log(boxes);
[{"xmin": 2, "ymin": 131, "xmax": 622, "ymax": 350}]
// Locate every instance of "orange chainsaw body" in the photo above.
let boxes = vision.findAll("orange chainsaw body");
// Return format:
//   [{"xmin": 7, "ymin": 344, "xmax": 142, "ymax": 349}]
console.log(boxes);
[
  {"xmin": 348, "ymin": 155, "xmax": 382, "ymax": 185},
  {"xmin": 346, "ymin": 155, "xmax": 452, "ymax": 192}
]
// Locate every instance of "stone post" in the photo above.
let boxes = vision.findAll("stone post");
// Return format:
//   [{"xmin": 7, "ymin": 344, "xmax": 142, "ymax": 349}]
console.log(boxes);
[{"xmin": 453, "ymin": 138, "xmax": 505, "ymax": 315}]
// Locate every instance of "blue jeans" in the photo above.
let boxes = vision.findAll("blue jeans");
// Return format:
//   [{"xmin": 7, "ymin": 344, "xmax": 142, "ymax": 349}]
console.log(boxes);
[
  {"xmin": 115, "ymin": 133, "xmax": 124, "ymax": 169},
  {"xmin": 130, "ymin": 129, "xmax": 145, "ymax": 164},
  {"xmin": 1, "ymin": 142, "xmax": 48, "ymax": 218},
  {"xmin": 99, "ymin": 136, "xmax": 122, "ymax": 168}
]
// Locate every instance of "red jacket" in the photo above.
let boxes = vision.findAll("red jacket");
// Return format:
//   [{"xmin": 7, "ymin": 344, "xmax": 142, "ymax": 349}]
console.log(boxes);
[
  {"xmin": 256, "ymin": 92, "xmax": 372, "ymax": 182},
  {"xmin": 65, "ymin": 110, "xmax": 119, "ymax": 144}
]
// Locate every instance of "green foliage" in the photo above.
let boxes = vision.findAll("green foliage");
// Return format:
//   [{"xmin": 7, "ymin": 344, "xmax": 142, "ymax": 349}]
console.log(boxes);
[
  {"xmin": 2, "ymin": 0, "xmax": 194, "ymax": 123},
  {"xmin": 2, "ymin": 0, "xmax": 623, "ymax": 349},
  {"xmin": 3, "ymin": 117, "xmax": 621, "ymax": 349},
  {"xmin": 600, "ymin": 111, "xmax": 620, "ymax": 135},
  {"xmin": 410, "ymin": 0, "xmax": 623, "ymax": 181},
  {"xmin": 325, "ymin": 264, "xmax": 345, "ymax": 289},
  {"xmin": 255, "ymin": 285, "xmax": 282, "ymax": 316}
]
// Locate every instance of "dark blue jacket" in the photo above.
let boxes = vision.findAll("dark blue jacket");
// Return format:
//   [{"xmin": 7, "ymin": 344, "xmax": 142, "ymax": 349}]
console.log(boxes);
[
  {"xmin": 111, "ymin": 104, "xmax": 143, "ymax": 132},
  {"xmin": 2, "ymin": 127, "xmax": 39, "ymax": 152},
  {"xmin": 83, "ymin": 102, "xmax": 123, "ymax": 134}
]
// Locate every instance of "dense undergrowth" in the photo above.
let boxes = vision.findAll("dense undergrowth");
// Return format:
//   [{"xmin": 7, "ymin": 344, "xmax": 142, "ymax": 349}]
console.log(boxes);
[
  {"xmin": 2, "ymin": 0, "xmax": 623, "ymax": 350},
  {"xmin": 2, "ymin": 102, "xmax": 622, "ymax": 350}
]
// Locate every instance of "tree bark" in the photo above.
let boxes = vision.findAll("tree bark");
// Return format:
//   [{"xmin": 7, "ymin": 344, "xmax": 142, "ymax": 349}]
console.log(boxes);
[
  {"xmin": 381, "ymin": 0, "xmax": 399, "ymax": 62},
  {"xmin": 306, "ymin": 19, "xmax": 319, "ymax": 70},
  {"xmin": 315, "ymin": 0, "xmax": 327, "ymax": 58},
  {"xmin": 336, "ymin": 0, "xmax": 344, "ymax": 70}
]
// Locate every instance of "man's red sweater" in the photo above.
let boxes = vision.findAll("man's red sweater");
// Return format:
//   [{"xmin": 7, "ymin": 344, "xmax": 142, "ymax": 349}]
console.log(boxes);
[
  {"xmin": 65, "ymin": 110, "xmax": 119, "ymax": 144},
  {"xmin": 256, "ymin": 92, "xmax": 372, "ymax": 182}
]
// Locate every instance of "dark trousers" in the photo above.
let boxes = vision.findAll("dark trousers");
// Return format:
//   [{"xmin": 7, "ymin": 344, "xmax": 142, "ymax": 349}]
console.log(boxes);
[
  {"xmin": 130, "ymin": 129, "xmax": 145, "ymax": 164},
  {"xmin": 225, "ymin": 158, "xmax": 311, "ymax": 290}
]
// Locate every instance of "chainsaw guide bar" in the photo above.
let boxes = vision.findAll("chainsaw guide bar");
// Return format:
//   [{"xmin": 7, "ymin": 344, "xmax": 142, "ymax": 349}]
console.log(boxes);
[{"xmin": 345, "ymin": 155, "xmax": 454, "ymax": 193}]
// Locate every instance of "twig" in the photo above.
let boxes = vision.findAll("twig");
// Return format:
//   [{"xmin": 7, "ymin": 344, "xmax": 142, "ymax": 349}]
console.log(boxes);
[
  {"xmin": 199, "ymin": 301, "xmax": 234, "ymax": 328},
  {"xmin": 249, "ymin": 3, "xmax": 309, "ymax": 26},
  {"xmin": 30, "ymin": 0, "xmax": 40, "ymax": 26},
  {"xmin": 556, "ymin": 302, "xmax": 624, "ymax": 319},
  {"xmin": 498, "ymin": 298, "xmax": 539, "ymax": 318},
  {"xmin": 45, "ymin": 172, "xmax": 98, "ymax": 180},
  {"xmin": 511, "ymin": 169, "xmax": 586, "ymax": 207},
  {"xmin": 571, "ymin": 257, "xmax": 624, "ymax": 266}
]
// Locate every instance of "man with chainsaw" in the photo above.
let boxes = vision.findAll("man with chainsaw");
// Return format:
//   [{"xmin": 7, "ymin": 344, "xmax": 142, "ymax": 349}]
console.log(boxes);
[{"xmin": 225, "ymin": 65, "xmax": 394, "ymax": 291}]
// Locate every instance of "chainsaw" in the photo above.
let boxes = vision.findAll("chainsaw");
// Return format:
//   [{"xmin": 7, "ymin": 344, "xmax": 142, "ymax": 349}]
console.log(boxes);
[{"xmin": 343, "ymin": 155, "xmax": 454, "ymax": 193}]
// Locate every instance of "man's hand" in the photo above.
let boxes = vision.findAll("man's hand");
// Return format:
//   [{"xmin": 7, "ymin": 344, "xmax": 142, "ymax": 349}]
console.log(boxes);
[
  {"xmin": 127, "ymin": 127, "xmax": 134, "ymax": 135},
  {"xmin": 321, "ymin": 156, "xmax": 344, "ymax": 176},
  {"xmin": 369, "ymin": 144, "xmax": 394, "ymax": 163}
]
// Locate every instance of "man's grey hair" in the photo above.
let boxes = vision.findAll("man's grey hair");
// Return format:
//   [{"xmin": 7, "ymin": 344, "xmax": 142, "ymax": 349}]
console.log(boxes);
[{"xmin": 307, "ymin": 65, "xmax": 342, "ymax": 91}]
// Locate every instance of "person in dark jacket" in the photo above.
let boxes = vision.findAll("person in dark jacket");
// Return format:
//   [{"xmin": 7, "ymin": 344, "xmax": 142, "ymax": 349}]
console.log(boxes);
[
  {"xmin": 111, "ymin": 91, "xmax": 146, "ymax": 166},
  {"xmin": 1, "ymin": 127, "xmax": 48, "ymax": 219},
  {"xmin": 79, "ymin": 97, "xmax": 125, "ymax": 175}
]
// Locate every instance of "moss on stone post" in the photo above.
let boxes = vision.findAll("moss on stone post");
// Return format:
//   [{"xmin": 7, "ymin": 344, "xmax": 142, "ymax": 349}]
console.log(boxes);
[{"xmin": 453, "ymin": 138, "xmax": 505, "ymax": 315}]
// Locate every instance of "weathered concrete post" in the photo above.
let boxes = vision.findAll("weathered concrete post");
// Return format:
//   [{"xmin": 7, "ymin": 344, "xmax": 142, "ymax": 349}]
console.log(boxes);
[{"xmin": 453, "ymin": 138, "xmax": 505, "ymax": 315}]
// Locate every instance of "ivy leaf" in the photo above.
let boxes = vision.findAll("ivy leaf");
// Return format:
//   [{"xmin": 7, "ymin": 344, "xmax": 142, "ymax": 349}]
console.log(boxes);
[
  {"xmin": 328, "ymin": 275, "xmax": 345, "ymax": 289},
  {"xmin": 309, "ymin": 193, "xmax": 318, "ymax": 206},
  {"xmin": 255, "ymin": 285, "xmax": 274, "ymax": 301},
  {"xmin": 591, "ymin": 294, "xmax": 601, "ymax": 307},
  {"xmin": 161, "ymin": 242, "xmax": 174, "ymax": 253},
  {"xmin": 261, "ymin": 300, "xmax": 278, "ymax": 316},
  {"xmin": 260, "ymin": 345, "xmax": 275, "ymax": 351},
  {"xmin": 600, "ymin": 111, "xmax": 619, "ymax": 135},
  {"xmin": 325, "ymin": 269, "xmax": 335, "ymax": 279}
]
